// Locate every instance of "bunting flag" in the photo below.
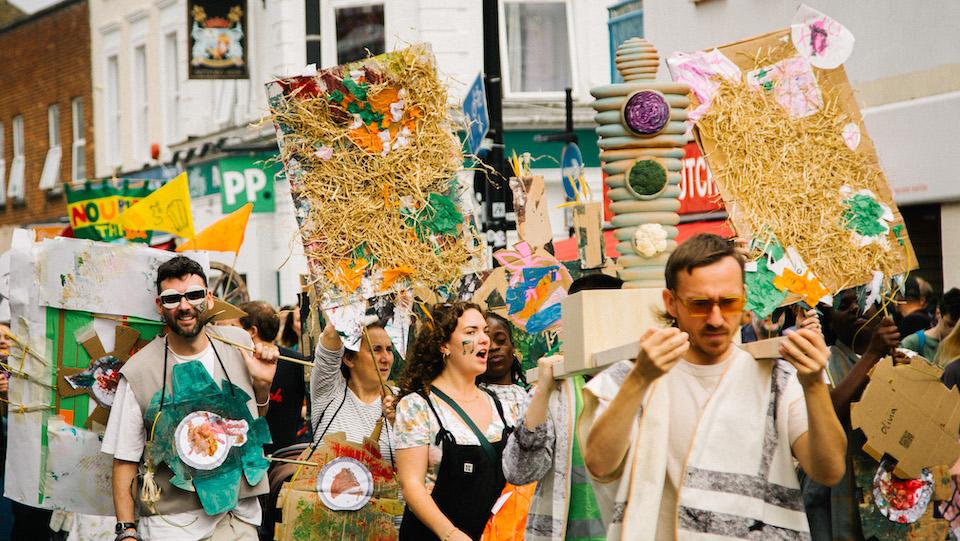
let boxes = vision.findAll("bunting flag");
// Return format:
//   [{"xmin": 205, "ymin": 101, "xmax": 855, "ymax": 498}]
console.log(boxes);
[
  {"xmin": 177, "ymin": 202, "xmax": 252, "ymax": 254},
  {"xmin": 118, "ymin": 172, "xmax": 195, "ymax": 239}
]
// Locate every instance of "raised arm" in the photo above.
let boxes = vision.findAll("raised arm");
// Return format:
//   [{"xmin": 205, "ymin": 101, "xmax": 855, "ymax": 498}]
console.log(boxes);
[
  {"xmin": 779, "ymin": 329, "xmax": 847, "ymax": 486},
  {"xmin": 583, "ymin": 328, "xmax": 688, "ymax": 481},
  {"xmin": 829, "ymin": 317, "xmax": 899, "ymax": 425},
  {"xmin": 503, "ymin": 356, "xmax": 562, "ymax": 485}
]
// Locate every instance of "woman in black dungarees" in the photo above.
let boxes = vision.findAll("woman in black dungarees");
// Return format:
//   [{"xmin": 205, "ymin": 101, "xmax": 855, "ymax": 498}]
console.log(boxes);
[{"xmin": 394, "ymin": 302, "xmax": 514, "ymax": 541}]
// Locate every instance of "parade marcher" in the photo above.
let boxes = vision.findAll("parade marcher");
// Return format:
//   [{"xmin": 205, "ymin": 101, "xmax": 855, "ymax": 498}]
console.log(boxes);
[
  {"xmin": 394, "ymin": 302, "xmax": 519, "ymax": 541},
  {"xmin": 478, "ymin": 312, "xmax": 527, "ymax": 410},
  {"xmin": 896, "ymin": 276, "xmax": 933, "ymax": 336},
  {"xmin": 900, "ymin": 287, "xmax": 960, "ymax": 365},
  {"xmin": 500, "ymin": 273, "xmax": 622, "ymax": 541},
  {"xmin": 477, "ymin": 312, "xmax": 531, "ymax": 541},
  {"xmin": 309, "ymin": 311, "xmax": 398, "ymax": 465},
  {"xmin": 580, "ymin": 233, "xmax": 847, "ymax": 540},
  {"xmin": 102, "ymin": 256, "xmax": 279, "ymax": 541}
]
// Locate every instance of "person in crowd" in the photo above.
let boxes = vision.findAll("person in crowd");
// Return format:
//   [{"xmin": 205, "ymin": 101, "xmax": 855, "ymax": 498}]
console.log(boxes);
[
  {"xmin": 896, "ymin": 276, "xmax": 933, "ymax": 336},
  {"xmin": 803, "ymin": 288, "xmax": 900, "ymax": 540},
  {"xmin": 310, "ymin": 311, "xmax": 398, "ymax": 460},
  {"xmin": 477, "ymin": 312, "xmax": 530, "ymax": 541},
  {"xmin": 219, "ymin": 301, "xmax": 308, "ymax": 454},
  {"xmin": 500, "ymin": 273, "xmax": 622, "ymax": 541},
  {"xmin": 102, "ymin": 256, "xmax": 279, "ymax": 541},
  {"xmin": 278, "ymin": 305, "xmax": 302, "ymax": 351},
  {"xmin": 901, "ymin": 287, "xmax": 960, "ymax": 364},
  {"xmin": 579, "ymin": 233, "xmax": 846, "ymax": 539},
  {"xmin": 741, "ymin": 306, "xmax": 795, "ymax": 343},
  {"xmin": 394, "ymin": 302, "xmax": 518, "ymax": 541},
  {"xmin": 478, "ymin": 312, "xmax": 527, "ymax": 405}
]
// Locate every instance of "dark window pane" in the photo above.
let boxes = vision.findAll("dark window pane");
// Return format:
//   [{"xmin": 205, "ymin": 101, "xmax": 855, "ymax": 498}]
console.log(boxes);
[{"xmin": 335, "ymin": 4, "xmax": 385, "ymax": 64}]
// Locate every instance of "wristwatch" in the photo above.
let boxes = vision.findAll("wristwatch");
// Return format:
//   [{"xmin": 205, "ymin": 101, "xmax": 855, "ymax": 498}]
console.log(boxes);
[{"xmin": 114, "ymin": 522, "xmax": 140, "ymax": 541}]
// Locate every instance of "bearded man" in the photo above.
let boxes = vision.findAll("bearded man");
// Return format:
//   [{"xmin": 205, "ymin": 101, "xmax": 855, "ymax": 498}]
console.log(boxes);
[{"xmin": 102, "ymin": 256, "xmax": 279, "ymax": 541}]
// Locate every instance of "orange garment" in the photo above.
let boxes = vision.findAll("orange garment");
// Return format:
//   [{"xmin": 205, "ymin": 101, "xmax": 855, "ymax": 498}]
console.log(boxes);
[{"xmin": 481, "ymin": 482, "xmax": 537, "ymax": 541}]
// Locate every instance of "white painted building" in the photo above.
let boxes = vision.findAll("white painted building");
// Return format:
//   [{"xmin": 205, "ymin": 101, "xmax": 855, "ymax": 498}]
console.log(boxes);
[
  {"xmin": 643, "ymin": 0, "xmax": 960, "ymax": 290},
  {"xmin": 87, "ymin": 0, "xmax": 618, "ymax": 306}
]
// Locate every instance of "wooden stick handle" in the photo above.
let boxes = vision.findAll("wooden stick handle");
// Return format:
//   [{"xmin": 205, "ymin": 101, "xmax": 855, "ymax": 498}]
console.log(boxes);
[
  {"xmin": 208, "ymin": 334, "xmax": 313, "ymax": 367},
  {"xmin": 266, "ymin": 455, "xmax": 315, "ymax": 467}
]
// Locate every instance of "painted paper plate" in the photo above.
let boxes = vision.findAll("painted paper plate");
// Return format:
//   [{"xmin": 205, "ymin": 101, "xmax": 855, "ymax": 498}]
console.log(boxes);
[
  {"xmin": 91, "ymin": 362, "xmax": 121, "ymax": 407},
  {"xmin": 316, "ymin": 457, "xmax": 375, "ymax": 511},
  {"xmin": 872, "ymin": 466, "xmax": 933, "ymax": 524},
  {"xmin": 174, "ymin": 411, "xmax": 249, "ymax": 471}
]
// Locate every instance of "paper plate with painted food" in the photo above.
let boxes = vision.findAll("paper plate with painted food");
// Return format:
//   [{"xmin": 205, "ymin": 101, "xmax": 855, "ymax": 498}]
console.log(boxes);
[
  {"xmin": 316, "ymin": 456, "xmax": 374, "ymax": 511},
  {"xmin": 175, "ymin": 411, "xmax": 249, "ymax": 470},
  {"xmin": 872, "ymin": 466, "xmax": 933, "ymax": 524}
]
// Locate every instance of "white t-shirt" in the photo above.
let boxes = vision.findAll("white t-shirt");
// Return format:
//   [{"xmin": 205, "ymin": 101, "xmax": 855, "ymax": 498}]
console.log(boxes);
[
  {"xmin": 101, "ymin": 344, "xmax": 261, "ymax": 541},
  {"xmin": 653, "ymin": 351, "xmax": 809, "ymax": 541}
]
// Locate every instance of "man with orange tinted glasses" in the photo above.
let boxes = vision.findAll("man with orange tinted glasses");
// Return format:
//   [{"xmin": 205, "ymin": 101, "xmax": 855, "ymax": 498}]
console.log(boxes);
[{"xmin": 580, "ymin": 233, "xmax": 847, "ymax": 540}]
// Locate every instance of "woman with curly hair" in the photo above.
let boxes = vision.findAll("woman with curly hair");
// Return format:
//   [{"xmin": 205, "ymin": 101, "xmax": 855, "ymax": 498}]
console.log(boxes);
[{"xmin": 394, "ymin": 302, "xmax": 518, "ymax": 541}]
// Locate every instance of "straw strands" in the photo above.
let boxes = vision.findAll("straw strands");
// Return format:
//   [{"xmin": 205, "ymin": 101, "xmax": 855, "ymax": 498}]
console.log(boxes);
[
  {"xmin": 268, "ymin": 45, "xmax": 478, "ymax": 302},
  {"xmin": 697, "ymin": 75, "xmax": 905, "ymax": 292}
]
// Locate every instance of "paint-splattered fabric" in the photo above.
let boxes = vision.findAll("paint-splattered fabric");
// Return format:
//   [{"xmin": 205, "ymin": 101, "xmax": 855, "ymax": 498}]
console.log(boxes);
[{"xmin": 395, "ymin": 390, "xmax": 519, "ymax": 492}]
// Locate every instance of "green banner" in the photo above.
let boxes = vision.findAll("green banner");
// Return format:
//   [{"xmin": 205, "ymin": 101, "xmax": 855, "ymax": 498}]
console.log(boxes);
[
  {"xmin": 65, "ymin": 181, "xmax": 154, "ymax": 243},
  {"xmin": 218, "ymin": 156, "xmax": 280, "ymax": 213}
]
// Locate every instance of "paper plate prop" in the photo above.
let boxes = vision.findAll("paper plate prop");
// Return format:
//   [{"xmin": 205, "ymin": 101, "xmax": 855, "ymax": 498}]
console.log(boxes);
[
  {"xmin": 669, "ymin": 5, "xmax": 916, "ymax": 314},
  {"xmin": 266, "ymin": 44, "xmax": 482, "ymax": 320},
  {"xmin": 57, "ymin": 324, "xmax": 142, "ymax": 427},
  {"xmin": 872, "ymin": 467, "xmax": 933, "ymax": 524},
  {"xmin": 144, "ymin": 360, "xmax": 270, "ymax": 515},
  {"xmin": 275, "ymin": 432, "xmax": 400, "ymax": 541}
]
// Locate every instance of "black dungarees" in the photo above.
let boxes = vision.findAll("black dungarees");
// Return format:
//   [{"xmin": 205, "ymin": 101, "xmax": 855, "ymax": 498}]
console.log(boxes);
[{"xmin": 399, "ymin": 387, "xmax": 512, "ymax": 541}]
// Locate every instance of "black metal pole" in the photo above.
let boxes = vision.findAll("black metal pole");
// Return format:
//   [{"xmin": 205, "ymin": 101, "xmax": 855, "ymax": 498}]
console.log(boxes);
[{"xmin": 480, "ymin": 0, "xmax": 512, "ymax": 250}]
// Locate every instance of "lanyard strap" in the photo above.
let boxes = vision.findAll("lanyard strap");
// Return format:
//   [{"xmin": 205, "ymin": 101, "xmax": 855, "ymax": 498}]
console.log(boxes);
[{"xmin": 430, "ymin": 387, "xmax": 497, "ymax": 464}]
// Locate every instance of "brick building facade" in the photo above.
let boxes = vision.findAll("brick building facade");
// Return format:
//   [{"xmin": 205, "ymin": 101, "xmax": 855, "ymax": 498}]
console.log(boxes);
[{"xmin": 0, "ymin": 0, "xmax": 94, "ymax": 226}]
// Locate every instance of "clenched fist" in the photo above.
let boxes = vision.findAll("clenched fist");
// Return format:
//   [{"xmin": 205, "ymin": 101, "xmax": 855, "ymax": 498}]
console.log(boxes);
[
  {"xmin": 780, "ymin": 328, "xmax": 829, "ymax": 388},
  {"xmin": 628, "ymin": 327, "xmax": 689, "ymax": 383}
]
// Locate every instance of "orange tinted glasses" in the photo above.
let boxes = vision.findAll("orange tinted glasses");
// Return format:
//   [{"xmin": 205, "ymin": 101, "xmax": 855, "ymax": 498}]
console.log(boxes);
[{"xmin": 674, "ymin": 294, "xmax": 746, "ymax": 318}]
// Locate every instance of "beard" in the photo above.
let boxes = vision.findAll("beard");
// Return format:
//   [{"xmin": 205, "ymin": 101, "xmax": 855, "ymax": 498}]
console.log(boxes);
[{"xmin": 163, "ymin": 304, "xmax": 207, "ymax": 338}]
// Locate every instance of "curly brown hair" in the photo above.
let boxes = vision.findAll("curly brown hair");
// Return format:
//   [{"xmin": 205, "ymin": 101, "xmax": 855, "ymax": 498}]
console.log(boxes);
[{"xmin": 398, "ymin": 302, "xmax": 482, "ymax": 398}]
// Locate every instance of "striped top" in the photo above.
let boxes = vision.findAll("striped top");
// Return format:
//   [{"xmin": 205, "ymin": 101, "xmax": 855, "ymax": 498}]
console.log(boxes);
[{"xmin": 310, "ymin": 343, "xmax": 397, "ymax": 463}]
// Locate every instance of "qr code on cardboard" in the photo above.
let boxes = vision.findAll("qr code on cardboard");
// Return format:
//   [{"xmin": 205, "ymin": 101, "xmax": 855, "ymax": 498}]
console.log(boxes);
[{"xmin": 899, "ymin": 431, "xmax": 914, "ymax": 448}]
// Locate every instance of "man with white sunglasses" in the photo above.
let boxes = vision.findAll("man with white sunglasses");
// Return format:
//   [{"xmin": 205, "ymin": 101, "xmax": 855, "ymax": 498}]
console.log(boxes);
[{"xmin": 102, "ymin": 256, "xmax": 279, "ymax": 541}]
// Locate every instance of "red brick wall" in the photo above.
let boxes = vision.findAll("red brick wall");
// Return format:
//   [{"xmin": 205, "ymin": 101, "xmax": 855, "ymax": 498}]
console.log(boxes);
[{"xmin": 0, "ymin": 0, "xmax": 93, "ymax": 226}]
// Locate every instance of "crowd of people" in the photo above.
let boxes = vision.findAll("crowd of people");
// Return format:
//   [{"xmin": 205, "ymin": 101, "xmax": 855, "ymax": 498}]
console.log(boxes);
[{"xmin": 0, "ymin": 237, "xmax": 957, "ymax": 540}]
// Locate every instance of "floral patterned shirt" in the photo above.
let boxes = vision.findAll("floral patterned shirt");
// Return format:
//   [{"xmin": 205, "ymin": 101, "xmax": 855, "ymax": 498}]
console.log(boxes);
[{"xmin": 394, "ymin": 389, "xmax": 520, "ymax": 492}]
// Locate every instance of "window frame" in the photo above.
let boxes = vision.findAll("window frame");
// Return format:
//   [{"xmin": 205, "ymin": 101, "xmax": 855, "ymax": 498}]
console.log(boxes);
[
  {"xmin": 162, "ymin": 31, "xmax": 182, "ymax": 147},
  {"xmin": 328, "ymin": 0, "xmax": 385, "ymax": 66},
  {"xmin": 498, "ymin": 0, "xmax": 579, "ymax": 101},
  {"xmin": 39, "ymin": 104, "xmax": 63, "ymax": 192},
  {"xmin": 8, "ymin": 115, "xmax": 25, "ymax": 204},
  {"xmin": 104, "ymin": 53, "xmax": 122, "ymax": 169},
  {"xmin": 0, "ymin": 121, "xmax": 6, "ymax": 207},
  {"xmin": 131, "ymin": 42, "xmax": 150, "ymax": 164},
  {"xmin": 71, "ymin": 97, "xmax": 86, "ymax": 182}
]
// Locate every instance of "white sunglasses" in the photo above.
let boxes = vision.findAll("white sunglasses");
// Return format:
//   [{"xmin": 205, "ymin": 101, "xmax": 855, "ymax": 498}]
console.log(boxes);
[{"xmin": 159, "ymin": 285, "xmax": 207, "ymax": 309}]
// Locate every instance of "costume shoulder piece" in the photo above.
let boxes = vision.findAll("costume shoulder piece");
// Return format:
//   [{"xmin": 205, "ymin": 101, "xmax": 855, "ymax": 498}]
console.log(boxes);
[{"xmin": 144, "ymin": 359, "xmax": 271, "ymax": 515}]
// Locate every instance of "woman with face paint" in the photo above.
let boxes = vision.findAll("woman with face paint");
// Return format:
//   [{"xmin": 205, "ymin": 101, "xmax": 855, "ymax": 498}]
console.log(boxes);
[{"xmin": 394, "ymin": 303, "xmax": 519, "ymax": 541}]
